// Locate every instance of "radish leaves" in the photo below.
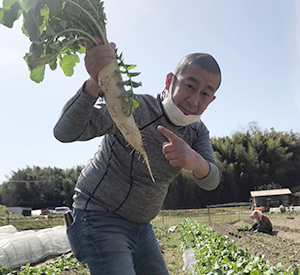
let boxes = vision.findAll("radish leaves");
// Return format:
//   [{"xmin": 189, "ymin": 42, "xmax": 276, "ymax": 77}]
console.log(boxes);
[{"xmin": 0, "ymin": 0, "xmax": 141, "ymax": 115}]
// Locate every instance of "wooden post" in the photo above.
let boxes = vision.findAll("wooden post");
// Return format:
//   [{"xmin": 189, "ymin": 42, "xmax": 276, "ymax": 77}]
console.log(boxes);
[{"xmin": 207, "ymin": 205, "xmax": 211, "ymax": 223}]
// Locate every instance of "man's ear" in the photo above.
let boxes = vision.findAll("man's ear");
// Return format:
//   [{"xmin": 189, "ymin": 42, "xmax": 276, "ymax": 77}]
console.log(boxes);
[
  {"xmin": 204, "ymin": 96, "xmax": 216, "ymax": 112},
  {"xmin": 164, "ymin": 72, "xmax": 174, "ymax": 90}
]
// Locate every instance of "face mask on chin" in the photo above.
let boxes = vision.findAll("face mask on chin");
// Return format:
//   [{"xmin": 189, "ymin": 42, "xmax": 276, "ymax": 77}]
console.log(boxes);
[{"xmin": 162, "ymin": 82, "xmax": 201, "ymax": 126}]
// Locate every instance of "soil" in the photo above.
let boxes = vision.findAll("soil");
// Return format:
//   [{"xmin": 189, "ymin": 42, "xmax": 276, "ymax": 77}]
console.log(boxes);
[{"xmin": 209, "ymin": 215, "xmax": 300, "ymax": 270}]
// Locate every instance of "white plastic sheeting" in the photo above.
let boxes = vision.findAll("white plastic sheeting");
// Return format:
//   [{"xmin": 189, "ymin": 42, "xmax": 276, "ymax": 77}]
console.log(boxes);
[
  {"xmin": 269, "ymin": 205, "xmax": 300, "ymax": 213},
  {"xmin": 0, "ymin": 225, "xmax": 18, "ymax": 234},
  {"xmin": 182, "ymin": 247, "xmax": 197, "ymax": 274},
  {"xmin": 0, "ymin": 225, "xmax": 71, "ymax": 269}
]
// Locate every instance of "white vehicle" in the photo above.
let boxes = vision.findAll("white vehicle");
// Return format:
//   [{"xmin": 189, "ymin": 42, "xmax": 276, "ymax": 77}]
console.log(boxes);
[{"xmin": 53, "ymin": 206, "xmax": 71, "ymax": 215}]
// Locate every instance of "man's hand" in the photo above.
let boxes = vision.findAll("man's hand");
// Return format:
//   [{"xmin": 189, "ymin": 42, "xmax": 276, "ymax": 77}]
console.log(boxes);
[
  {"xmin": 157, "ymin": 125, "xmax": 194, "ymax": 169},
  {"xmin": 157, "ymin": 125, "xmax": 210, "ymax": 179},
  {"xmin": 83, "ymin": 38, "xmax": 116, "ymax": 97}
]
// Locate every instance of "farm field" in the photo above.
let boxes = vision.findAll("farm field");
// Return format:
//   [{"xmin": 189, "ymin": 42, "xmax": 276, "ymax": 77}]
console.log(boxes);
[
  {"xmin": 31, "ymin": 215, "xmax": 300, "ymax": 274},
  {"xmin": 1, "ymin": 208, "xmax": 299, "ymax": 274},
  {"xmin": 210, "ymin": 214, "xmax": 300, "ymax": 271},
  {"xmin": 154, "ymin": 212, "xmax": 300, "ymax": 274}
]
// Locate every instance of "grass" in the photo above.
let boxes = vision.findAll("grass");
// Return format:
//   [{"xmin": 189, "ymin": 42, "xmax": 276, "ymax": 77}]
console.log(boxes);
[
  {"xmin": 0, "ymin": 214, "xmax": 65, "ymax": 230},
  {"xmin": 152, "ymin": 206, "xmax": 251, "ymax": 227},
  {"xmin": 154, "ymin": 226, "xmax": 184, "ymax": 275}
]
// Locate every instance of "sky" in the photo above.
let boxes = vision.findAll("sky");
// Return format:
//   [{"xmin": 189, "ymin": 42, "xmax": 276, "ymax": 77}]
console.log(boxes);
[{"xmin": 0, "ymin": 0, "xmax": 299, "ymax": 183}]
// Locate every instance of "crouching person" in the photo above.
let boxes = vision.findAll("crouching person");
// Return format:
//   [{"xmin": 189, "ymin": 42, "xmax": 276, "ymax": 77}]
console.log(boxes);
[{"xmin": 249, "ymin": 210, "xmax": 273, "ymax": 234}]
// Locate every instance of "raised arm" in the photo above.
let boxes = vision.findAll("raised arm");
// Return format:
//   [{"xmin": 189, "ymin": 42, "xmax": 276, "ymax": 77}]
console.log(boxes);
[{"xmin": 53, "ymin": 41, "xmax": 117, "ymax": 142}]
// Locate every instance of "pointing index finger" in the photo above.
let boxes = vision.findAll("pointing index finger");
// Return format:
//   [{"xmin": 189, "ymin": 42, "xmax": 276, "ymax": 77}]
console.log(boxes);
[{"xmin": 157, "ymin": 125, "xmax": 180, "ymax": 143}]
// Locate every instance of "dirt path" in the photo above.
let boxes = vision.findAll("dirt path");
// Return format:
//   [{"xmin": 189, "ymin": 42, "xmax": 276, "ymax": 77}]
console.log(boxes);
[{"xmin": 210, "ymin": 215, "xmax": 300, "ymax": 270}]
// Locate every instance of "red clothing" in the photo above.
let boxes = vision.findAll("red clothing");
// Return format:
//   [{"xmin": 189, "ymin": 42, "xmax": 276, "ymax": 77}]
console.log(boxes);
[{"xmin": 262, "ymin": 215, "xmax": 273, "ymax": 230}]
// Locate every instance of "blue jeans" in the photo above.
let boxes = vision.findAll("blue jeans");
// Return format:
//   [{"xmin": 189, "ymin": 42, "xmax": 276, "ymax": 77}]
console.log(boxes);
[
  {"xmin": 257, "ymin": 221, "xmax": 272, "ymax": 234},
  {"xmin": 67, "ymin": 208, "xmax": 169, "ymax": 275}
]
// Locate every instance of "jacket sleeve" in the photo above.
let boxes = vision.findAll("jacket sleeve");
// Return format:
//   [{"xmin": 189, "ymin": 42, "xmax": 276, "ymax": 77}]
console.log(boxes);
[
  {"xmin": 53, "ymin": 84, "xmax": 117, "ymax": 142},
  {"xmin": 189, "ymin": 122, "xmax": 222, "ymax": 191}
]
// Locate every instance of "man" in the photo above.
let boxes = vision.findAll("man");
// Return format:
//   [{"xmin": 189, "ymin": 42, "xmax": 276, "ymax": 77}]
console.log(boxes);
[{"xmin": 54, "ymin": 41, "xmax": 222, "ymax": 274}]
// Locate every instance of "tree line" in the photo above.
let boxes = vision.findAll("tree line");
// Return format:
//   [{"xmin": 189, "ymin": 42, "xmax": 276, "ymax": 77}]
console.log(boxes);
[
  {"xmin": 0, "ymin": 166, "xmax": 84, "ymax": 209},
  {"xmin": 1, "ymin": 123, "xmax": 300, "ymax": 210},
  {"xmin": 163, "ymin": 123, "xmax": 300, "ymax": 208}
]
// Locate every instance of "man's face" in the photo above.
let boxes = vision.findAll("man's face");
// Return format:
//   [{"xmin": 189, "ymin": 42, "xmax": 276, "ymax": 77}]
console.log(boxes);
[{"xmin": 169, "ymin": 65, "xmax": 221, "ymax": 116}]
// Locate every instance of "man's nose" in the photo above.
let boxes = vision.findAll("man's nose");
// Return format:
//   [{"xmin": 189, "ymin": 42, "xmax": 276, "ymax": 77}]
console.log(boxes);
[{"xmin": 188, "ymin": 93, "xmax": 200, "ymax": 107}]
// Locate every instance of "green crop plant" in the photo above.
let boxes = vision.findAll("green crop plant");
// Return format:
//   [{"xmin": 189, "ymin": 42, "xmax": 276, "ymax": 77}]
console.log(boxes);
[
  {"xmin": 0, "ymin": 253, "xmax": 88, "ymax": 274},
  {"xmin": 180, "ymin": 218, "xmax": 300, "ymax": 274}
]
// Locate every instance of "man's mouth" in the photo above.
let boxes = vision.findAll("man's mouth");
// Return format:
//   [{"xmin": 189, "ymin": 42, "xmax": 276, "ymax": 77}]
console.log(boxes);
[{"xmin": 179, "ymin": 105, "xmax": 195, "ymax": 115}]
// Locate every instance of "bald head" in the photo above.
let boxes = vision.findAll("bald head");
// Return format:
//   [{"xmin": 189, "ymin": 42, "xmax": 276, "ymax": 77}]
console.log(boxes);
[{"xmin": 174, "ymin": 53, "xmax": 221, "ymax": 87}]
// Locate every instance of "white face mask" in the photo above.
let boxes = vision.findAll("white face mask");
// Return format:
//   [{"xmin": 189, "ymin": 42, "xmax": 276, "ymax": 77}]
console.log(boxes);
[{"xmin": 162, "ymin": 82, "xmax": 201, "ymax": 126}]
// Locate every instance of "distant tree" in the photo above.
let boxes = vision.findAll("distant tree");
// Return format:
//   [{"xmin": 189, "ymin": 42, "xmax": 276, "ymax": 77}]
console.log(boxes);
[
  {"xmin": 2, "ymin": 123, "xmax": 299, "ymax": 210},
  {"xmin": 163, "ymin": 170, "xmax": 213, "ymax": 209},
  {"xmin": 212, "ymin": 123, "xmax": 300, "ymax": 204},
  {"xmin": 256, "ymin": 182, "xmax": 282, "ymax": 191},
  {"xmin": 0, "ymin": 165, "xmax": 84, "ymax": 209}
]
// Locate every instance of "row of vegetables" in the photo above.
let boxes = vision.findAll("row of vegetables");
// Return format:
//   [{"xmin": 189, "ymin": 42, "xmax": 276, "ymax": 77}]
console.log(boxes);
[
  {"xmin": 0, "ymin": 253, "xmax": 87, "ymax": 275},
  {"xmin": 180, "ymin": 218, "xmax": 300, "ymax": 275}
]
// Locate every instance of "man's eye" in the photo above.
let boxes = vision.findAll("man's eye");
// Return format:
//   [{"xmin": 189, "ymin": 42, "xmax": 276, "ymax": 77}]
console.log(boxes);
[{"xmin": 186, "ymin": 84, "xmax": 194, "ymax": 89}]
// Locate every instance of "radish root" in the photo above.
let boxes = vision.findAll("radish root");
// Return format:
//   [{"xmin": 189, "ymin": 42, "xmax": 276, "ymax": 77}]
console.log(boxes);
[{"xmin": 98, "ymin": 60, "xmax": 155, "ymax": 182}]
